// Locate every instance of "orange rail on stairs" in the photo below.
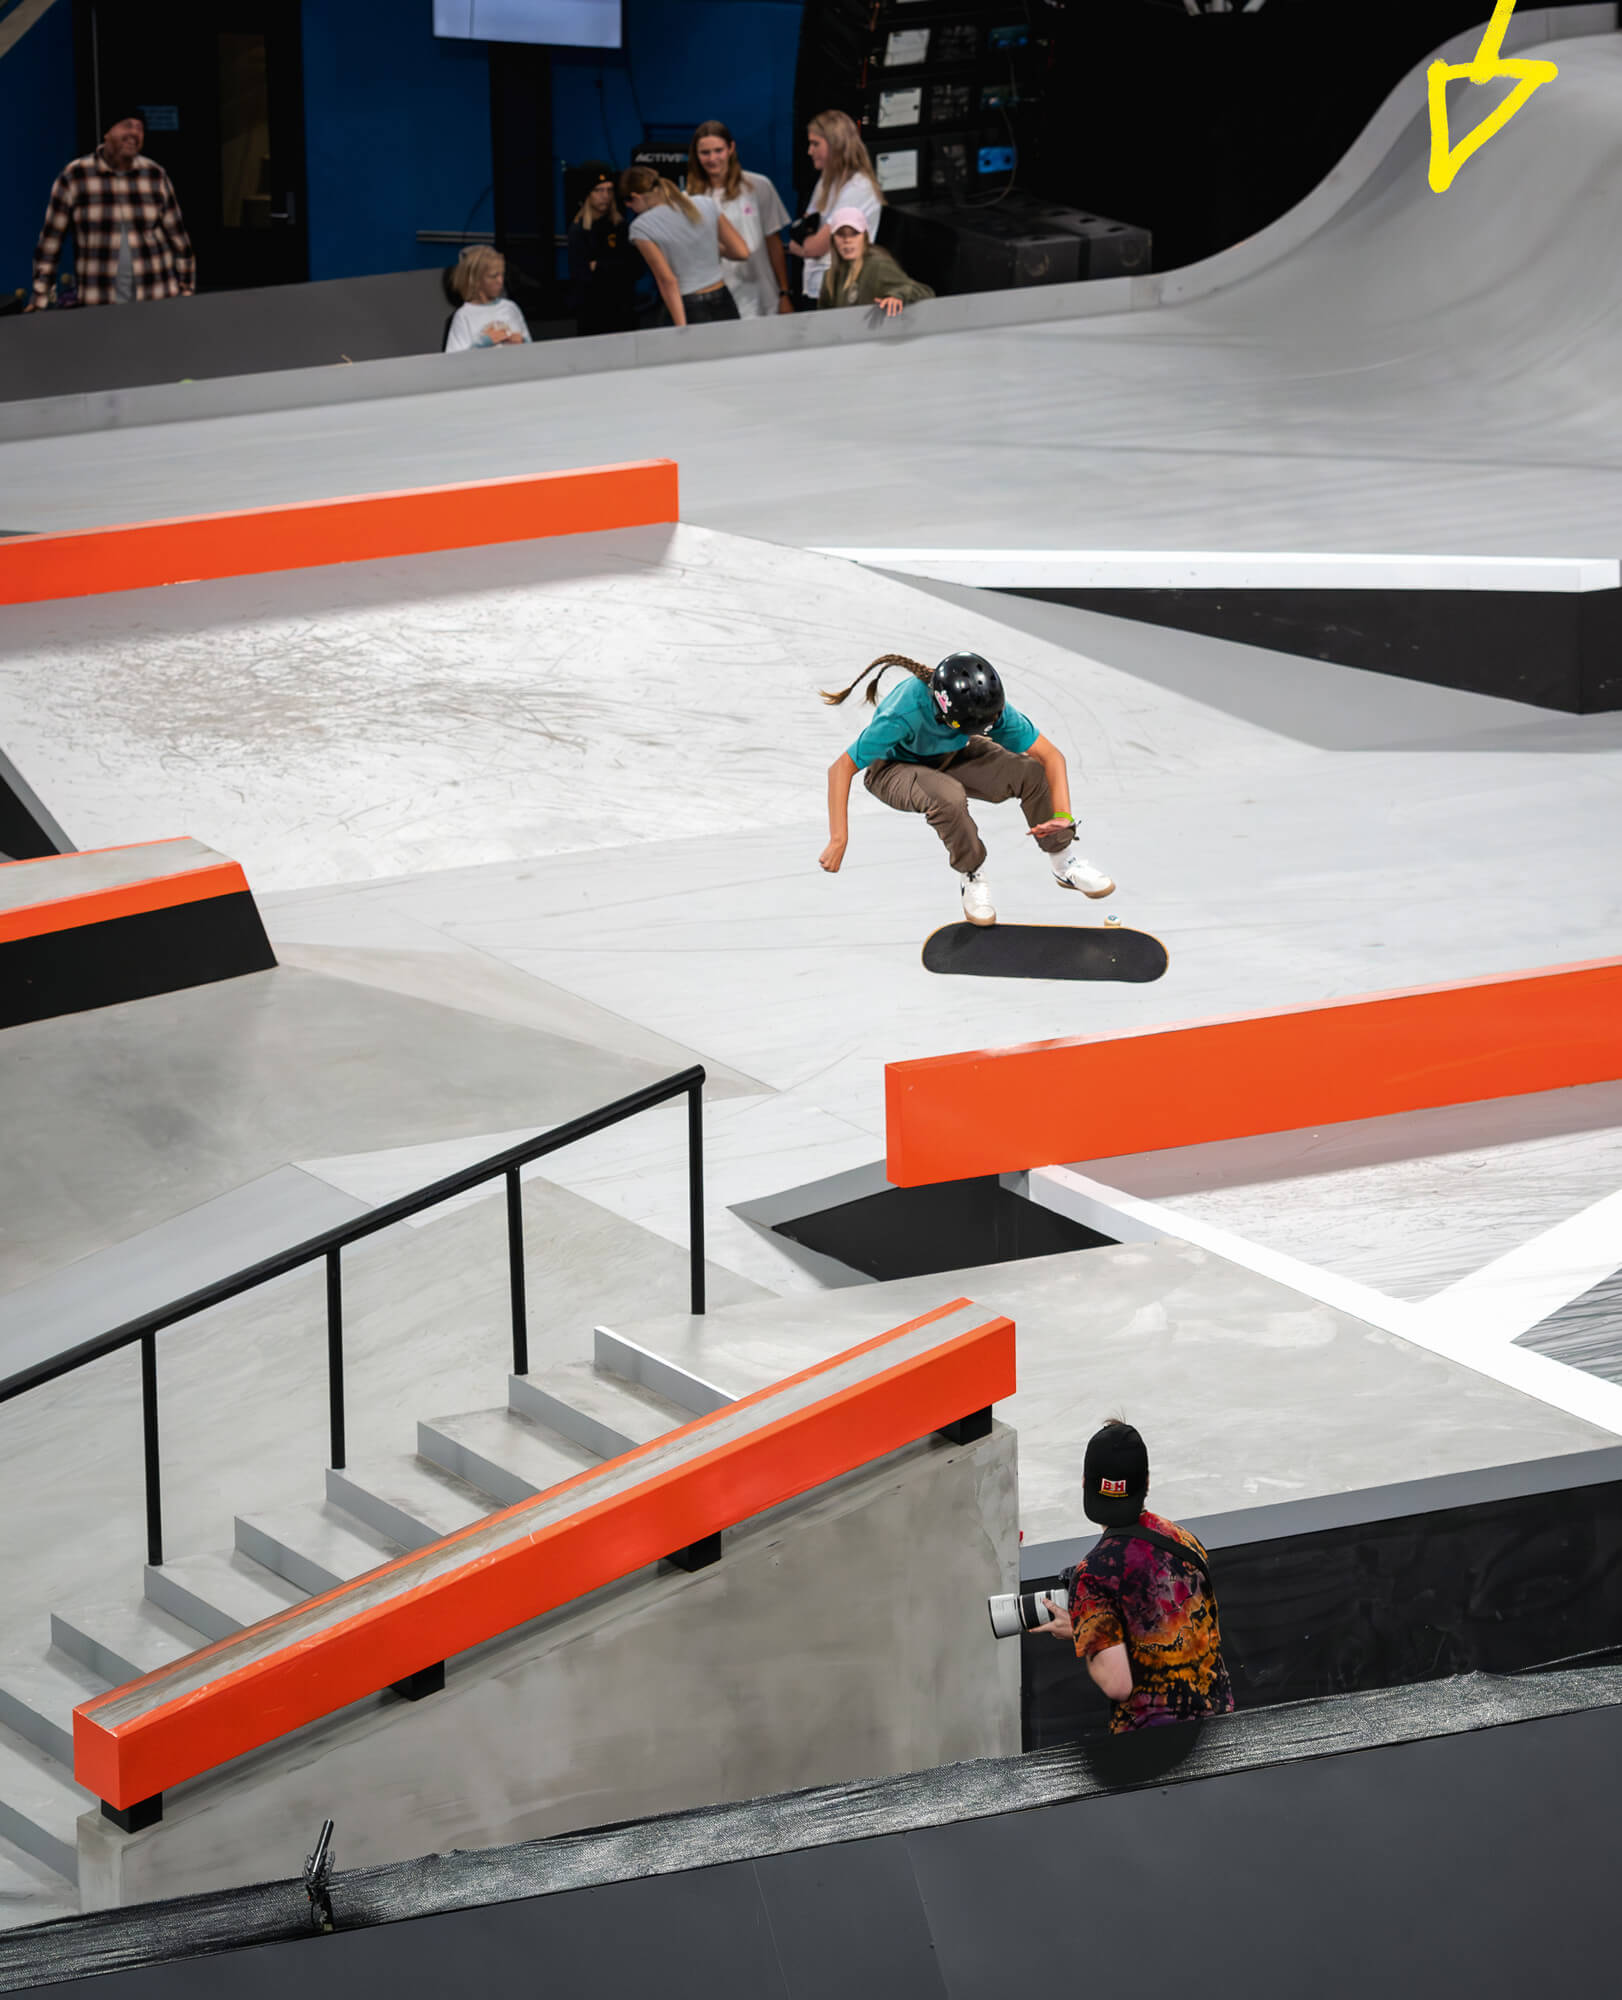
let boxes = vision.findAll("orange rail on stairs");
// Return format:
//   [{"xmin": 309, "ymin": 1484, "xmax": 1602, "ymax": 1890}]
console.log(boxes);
[{"xmin": 73, "ymin": 1299, "xmax": 1014, "ymax": 1813}]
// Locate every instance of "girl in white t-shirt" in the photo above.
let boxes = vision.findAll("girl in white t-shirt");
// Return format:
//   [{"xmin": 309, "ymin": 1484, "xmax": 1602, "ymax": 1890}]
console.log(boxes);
[
  {"xmin": 685, "ymin": 120, "xmax": 792, "ymax": 320},
  {"xmin": 790, "ymin": 108, "xmax": 884, "ymax": 303},
  {"xmin": 444, "ymin": 246, "xmax": 531, "ymax": 352}
]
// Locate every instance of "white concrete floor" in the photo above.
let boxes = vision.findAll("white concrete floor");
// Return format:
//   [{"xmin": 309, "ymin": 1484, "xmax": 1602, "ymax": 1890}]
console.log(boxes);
[{"xmin": 3, "ymin": 522, "xmax": 1617, "ymax": 1442}]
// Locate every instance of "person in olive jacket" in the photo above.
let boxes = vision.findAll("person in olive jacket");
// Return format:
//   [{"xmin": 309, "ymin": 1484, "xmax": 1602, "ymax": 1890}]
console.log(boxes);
[{"xmin": 817, "ymin": 206, "xmax": 934, "ymax": 317}]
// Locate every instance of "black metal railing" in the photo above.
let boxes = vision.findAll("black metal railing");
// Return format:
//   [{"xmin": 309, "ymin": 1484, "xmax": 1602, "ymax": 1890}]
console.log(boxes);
[{"xmin": 0, "ymin": 1068, "xmax": 706, "ymax": 1567}]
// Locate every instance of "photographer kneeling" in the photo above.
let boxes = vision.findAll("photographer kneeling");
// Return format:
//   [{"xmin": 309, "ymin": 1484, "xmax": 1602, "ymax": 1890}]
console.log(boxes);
[{"xmin": 1035, "ymin": 1420, "xmax": 1234, "ymax": 1733}]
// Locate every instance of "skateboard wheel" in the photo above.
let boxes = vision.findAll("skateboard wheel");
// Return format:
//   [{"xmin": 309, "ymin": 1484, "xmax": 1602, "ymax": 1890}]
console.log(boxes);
[{"xmin": 1104, "ymin": 915, "xmax": 1122, "ymax": 927}]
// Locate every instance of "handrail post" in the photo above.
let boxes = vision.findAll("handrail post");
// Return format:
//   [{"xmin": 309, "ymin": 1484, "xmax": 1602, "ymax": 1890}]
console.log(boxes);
[
  {"xmin": 140, "ymin": 1331, "xmax": 162, "ymax": 1567},
  {"xmin": 507, "ymin": 1167, "xmax": 529, "ymax": 1375},
  {"xmin": 326, "ymin": 1248, "xmax": 346, "ymax": 1470},
  {"xmin": 687, "ymin": 1077, "xmax": 706, "ymax": 1316}
]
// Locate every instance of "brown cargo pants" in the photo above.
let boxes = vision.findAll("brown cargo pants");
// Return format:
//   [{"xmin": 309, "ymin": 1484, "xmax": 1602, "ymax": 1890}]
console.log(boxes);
[{"xmin": 863, "ymin": 738, "xmax": 1075, "ymax": 876}]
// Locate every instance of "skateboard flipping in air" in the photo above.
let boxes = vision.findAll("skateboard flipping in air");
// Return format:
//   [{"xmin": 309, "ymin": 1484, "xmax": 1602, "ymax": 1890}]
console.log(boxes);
[{"xmin": 818, "ymin": 648, "xmax": 1166, "ymax": 982}]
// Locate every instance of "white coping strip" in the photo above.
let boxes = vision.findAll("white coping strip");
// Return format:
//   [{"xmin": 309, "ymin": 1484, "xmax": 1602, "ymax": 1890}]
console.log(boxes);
[
  {"xmin": 1022, "ymin": 1166, "xmax": 1622, "ymax": 1439},
  {"xmin": 813, "ymin": 550, "xmax": 1622, "ymax": 595},
  {"xmin": 1410, "ymin": 1186, "xmax": 1622, "ymax": 1350}
]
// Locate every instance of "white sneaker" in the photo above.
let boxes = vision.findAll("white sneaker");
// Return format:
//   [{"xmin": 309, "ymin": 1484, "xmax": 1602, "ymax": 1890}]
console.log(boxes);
[
  {"xmin": 1051, "ymin": 849, "xmax": 1115, "ymax": 899},
  {"xmin": 959, "ymin": 871, "xmax": 996, "ymax": 926}
]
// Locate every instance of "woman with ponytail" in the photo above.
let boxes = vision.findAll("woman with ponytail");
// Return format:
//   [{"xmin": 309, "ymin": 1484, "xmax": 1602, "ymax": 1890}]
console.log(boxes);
[
  {"xmin": 792, "ymin": 109, "xmax": 883, "ymax": 305},
  {"xmin": 819, "ymin": 652, "xmax": 1114, "ymax": 926},
  {"xmin": 621, "ymin": 165, "xmax": 751, "ymax": 328}
]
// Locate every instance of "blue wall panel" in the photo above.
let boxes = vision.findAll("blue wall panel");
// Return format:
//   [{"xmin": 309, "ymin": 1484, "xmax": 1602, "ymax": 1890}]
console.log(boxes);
[
  {"xmin": 552, "ymin": 0, "xmax": 803, "ymax": 233},
  {"xmin": 300, "ymin": 0, "xmax": 495, "ymax": 281},
  {"xmin": 1, "ymin": 1, "xmax": 804, "ymax": 295},
  {"xmin": 0, "ymin": 0, "xmax": 79, "ymax": 297}
]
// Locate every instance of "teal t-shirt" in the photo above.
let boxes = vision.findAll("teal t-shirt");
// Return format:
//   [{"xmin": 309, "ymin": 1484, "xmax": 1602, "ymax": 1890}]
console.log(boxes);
[{"xmin": 846, "ymin": 673, "xmax": 1039, "ymax": 770}]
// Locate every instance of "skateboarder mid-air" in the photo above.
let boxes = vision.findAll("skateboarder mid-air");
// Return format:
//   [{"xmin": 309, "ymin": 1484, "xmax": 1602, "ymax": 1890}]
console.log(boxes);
[{"xmin": 818, "ymin": 651, "xmax": 1114, "ymax": 925}]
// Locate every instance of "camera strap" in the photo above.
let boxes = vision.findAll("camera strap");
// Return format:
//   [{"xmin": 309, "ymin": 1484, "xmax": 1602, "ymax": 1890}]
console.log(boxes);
[{"xmin": 1100, "ymin": 1522, "xmax": 1213, "ymax": 1587}]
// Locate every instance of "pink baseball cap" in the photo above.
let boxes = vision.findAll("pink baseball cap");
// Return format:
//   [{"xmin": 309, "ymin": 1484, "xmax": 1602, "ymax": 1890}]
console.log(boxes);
[{"xmin": 827, "ymin": 207, "xmax": 872, "ymax": 235}]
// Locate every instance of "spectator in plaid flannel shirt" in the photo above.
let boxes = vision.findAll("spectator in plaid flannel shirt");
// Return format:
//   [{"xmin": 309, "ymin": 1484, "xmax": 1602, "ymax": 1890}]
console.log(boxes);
[{"xmin": 28, "ymin": 111, "xmax": 195, "ymax": 311}]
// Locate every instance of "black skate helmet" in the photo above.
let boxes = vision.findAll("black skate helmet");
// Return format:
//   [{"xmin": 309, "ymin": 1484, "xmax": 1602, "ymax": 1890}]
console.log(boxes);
[{"xmin": 930, "ymin": 651, "xmax": 1005, "ymax": 734}]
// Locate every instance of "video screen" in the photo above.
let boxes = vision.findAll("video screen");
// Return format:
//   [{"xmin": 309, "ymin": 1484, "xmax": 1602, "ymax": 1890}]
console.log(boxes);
[
  {"xmin": 883, "ymin": 28, "xmax": 930, "ymax": 66},
  {"xmin": 987, "ymin": 23, "xmax": 1030, "ymax": 51},
  {"xmin": 878, "ymin": 88, "xmax": 924, "ymax": 129},
  {"xmin": 875, "ymin": 147, "xmax": 921, "ymax": 193},
  {"xmin": 433, "ymin": 0, "xmax": 622, "ymax": 48}
]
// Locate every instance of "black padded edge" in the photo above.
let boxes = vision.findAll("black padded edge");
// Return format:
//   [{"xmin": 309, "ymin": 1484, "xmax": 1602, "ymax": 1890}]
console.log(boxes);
[
  {"xmin": 0, "ymin": 891, "xmax": 276, "ymax": 1029},
  {"xmin": 1002, "ymin": 584, "xmax": 1622, "ymax": 714}
]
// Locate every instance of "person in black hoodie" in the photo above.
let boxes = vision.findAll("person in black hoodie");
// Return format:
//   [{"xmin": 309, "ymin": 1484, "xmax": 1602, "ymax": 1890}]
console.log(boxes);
[{"xmin": 568, "ymin": 165, "xmax": 638, "ymax": 337}]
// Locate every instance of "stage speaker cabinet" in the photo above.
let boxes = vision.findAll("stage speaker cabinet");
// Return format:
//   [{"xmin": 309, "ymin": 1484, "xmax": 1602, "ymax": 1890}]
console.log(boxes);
[
  {"xmin": 880, "ymin": 200, "xmax": 1081, "ymax": 294},
  {"xmin": 876, "ymin": 203, "xmax": 962, "ymax": 294},
  {"xmin": 1051, "ymin": 210, "xmax": 1154, "ymax": 280},
  {"xmin": 950, "ymin": 205, "xmax": 1082, "ymax": 291}
]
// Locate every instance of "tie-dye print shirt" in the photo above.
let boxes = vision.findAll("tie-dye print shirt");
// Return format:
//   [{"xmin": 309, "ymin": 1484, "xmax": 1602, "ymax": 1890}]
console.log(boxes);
[{"xmin": 1067, "ymin": 1511, "xmax": 1235, "ymax": 1734}]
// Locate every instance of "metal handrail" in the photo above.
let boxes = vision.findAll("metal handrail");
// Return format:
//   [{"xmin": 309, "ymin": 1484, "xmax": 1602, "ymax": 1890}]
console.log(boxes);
[{"xmin": 1, "ymin": 1067, "xmax": 706, "ymax": 1566}]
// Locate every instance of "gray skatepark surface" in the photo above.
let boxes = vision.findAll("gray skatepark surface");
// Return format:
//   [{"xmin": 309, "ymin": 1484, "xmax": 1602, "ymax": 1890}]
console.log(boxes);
[
  {"xmin": 1, "ymin": 31, "xmax": 1619, "ymax": 558},
  {"xmin": 2, "ymin": 18, "xmax": 1622, "ymax": 1932}
]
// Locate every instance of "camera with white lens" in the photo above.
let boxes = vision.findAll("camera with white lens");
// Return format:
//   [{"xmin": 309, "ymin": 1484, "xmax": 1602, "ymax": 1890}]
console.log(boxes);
[{"xmin": 987, "ymin": 1571, "xmax": 1073, "ymax": 1640}]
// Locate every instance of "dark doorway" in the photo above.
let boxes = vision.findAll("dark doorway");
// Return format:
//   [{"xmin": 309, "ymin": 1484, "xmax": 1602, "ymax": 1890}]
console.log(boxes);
[{"xmin": 74, "ymin": 0, "xmax": 309, "ymax": 292}]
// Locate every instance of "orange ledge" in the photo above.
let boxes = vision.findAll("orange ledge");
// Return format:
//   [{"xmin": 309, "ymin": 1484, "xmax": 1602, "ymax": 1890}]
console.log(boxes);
[
  {"xmin": 885, "ymin": 954, "xmax": 1622, "ymax": 1185},
  {"xmin": 74, "ymin": 1300, "xmax": 1014, "ymax": 1808},
  {"xmin": 0, "ymin": 849, "xmax": 248, "ymax": 946},
  {"xmin": 0, "ymin": 459, "xmax": 678, "ymax": 606}
]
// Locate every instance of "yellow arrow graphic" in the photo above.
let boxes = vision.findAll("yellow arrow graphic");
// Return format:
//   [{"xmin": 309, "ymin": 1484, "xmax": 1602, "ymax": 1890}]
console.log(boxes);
[{"xmin": 1428, "ymin": 0, "xmax": 1558, "ymax": 192}]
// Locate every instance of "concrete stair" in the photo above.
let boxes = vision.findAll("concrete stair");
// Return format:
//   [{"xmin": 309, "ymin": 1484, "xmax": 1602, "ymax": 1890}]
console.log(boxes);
[
  {"xmin": 325, "ymin": 1453, "xmax": 505, "ymax": 1550},
  {"xmin": 235, "ymin": 1499, "xmax": 408, "ymax": 1596},
  {"xmin": 593, "ymin": 1324, "xmax": 736, "ymax": 1416},
  {"xmin": 0, "ymin": 1732, "xmax": 93, "ymax": 1883},
  {"xmin": 0, "ymin": 1329, "xmax": 756, "ymax": 1893},
  {"xmin": 508, "ymin": 1360, "xmax": 696, "ymax": 1459},
  {"xmin": 51, "ymin": 1595, "xmax": 211, "ymax": 1687},
  {"xmin": 0, "ymin": 1825, "xmax": 82, "ymax": 1923},
  {"xmin": 417, "ymin": 1406, "xmax": 602, "ymax": 1508},
  {"xmin": 144, "ymin": 1551, "xmax": 310, "ymax": 1645},
  {"xmin": 0, "ymin": 1645, "xmax": 109, "ymax": 1767}
]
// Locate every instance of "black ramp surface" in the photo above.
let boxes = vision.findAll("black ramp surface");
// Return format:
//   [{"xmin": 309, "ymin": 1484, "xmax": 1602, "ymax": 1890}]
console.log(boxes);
[
  {"xmin": 28, "ymin": 1693, "xmax": 1622, "ymax": 1998},
  {"xmin": 923, "ymin": 922, "xmax": 1168, "ymax": 982},
  {"xmin": 0, "ymin": 893, "xmax": 277, "ymax": 1029},
  {"xmin": 754, "ymin": 1836, "xmax": 946, "ymax": 1998},
  {"xmin": 908, "ymin": 1706, "xmax": 1622, "ymax": 1998}
]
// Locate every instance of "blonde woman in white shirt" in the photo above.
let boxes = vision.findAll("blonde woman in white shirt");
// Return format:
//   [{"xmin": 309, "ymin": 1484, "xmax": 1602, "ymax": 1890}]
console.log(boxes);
[
  {"xmin": 686, "ymin": 120, "xmax": 793, "ymax": 319},
  {"xmin": 443, "ymin": 246, "xmax": 530, "ymax": 352},
  {"xmin": 790, "ymin": 109, "xmax": 883, "ymax": 304}
]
